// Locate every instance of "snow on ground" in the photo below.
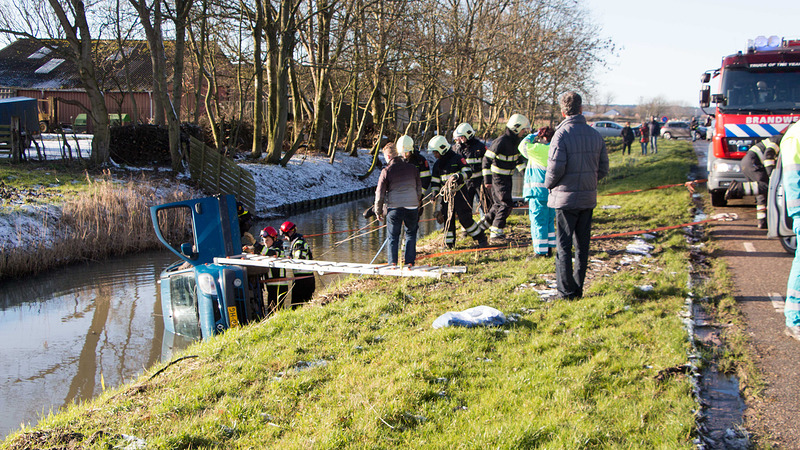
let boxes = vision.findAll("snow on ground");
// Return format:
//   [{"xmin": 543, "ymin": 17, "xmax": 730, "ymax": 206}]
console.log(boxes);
[{"xmin": 240, "ymin": 148, "xmax": 384, "ymax": 216}]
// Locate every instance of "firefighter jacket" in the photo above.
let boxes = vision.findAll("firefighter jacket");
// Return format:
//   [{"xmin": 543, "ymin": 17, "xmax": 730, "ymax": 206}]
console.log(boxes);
[
  {"xmin": 288, "ymin": 233, "xmax": 314, "ymax": 275},
  {"xmin": 749, "ymin": 135, "xmax": 782, "ymax": 177},
  {"xmin": 406, "ymin": 152, "xmax": 432, "ymax": 190},
  {"xmin": 482, "ymin": 128, "xmax": 524, "ymax": 184},
  {"xmin": 431, "ymin": 150, "xmax": 471, "ymax": 196},
  {"xmin": 455, "ymin": 137, "xmax": 487, "ymax": 186},
  {"xmin": 781, "ymin": 122, "xmax": 800, "ymax": 219},
  {"xmin": 260, "ymin": 242, "xmax": 288, "ymax": 285},
  {"xmin": 518, "ymin": 134, "xmax": 549, "ymax": 201}
]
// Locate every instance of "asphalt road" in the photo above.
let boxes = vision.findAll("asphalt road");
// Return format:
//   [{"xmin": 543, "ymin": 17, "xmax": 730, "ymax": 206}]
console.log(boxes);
[{"xmin": 693, "ymin": 140, "xmax": 800, "ymax": 448}]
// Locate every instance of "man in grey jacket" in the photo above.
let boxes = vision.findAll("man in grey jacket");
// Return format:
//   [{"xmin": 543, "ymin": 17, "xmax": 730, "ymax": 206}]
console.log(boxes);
[
  {"xmin": 375, "ymin": 142, "xmax": 423, "ymax": 266},
  {"xmin": 545, "ymin": 91, "xmax": 609, "ymax": 300}
]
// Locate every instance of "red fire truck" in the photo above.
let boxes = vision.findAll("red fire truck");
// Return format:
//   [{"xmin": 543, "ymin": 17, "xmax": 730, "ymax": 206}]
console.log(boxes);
[{"xmin": 700, "ymin": 35, "xmax": 800, "ymax": 206}]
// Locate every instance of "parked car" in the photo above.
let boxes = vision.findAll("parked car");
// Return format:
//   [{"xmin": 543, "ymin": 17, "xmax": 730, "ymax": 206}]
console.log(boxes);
[
  {"xmin": 591, "ymin": 121, "xmax": 626, "ymax": 138},
  {"xmin": 660, "ymin": 121, "xmax": 697, "ymax": 140}
]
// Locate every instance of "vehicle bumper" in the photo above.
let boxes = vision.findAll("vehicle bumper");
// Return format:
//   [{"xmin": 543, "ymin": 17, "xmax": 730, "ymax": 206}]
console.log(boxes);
[{"xmin": 707, "ymin": 154, "xmax": 747, "ymax": 192}]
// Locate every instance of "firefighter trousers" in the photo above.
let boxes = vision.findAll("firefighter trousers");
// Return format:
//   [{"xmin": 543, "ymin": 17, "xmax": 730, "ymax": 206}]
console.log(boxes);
[
  {"xmin": 484, "ymin": 175, "xmax": 514, "ymax": 231},
  {"xmin": 528, "ymin": 197, "xmax": 555, "ymax": 255},
  {"xmin": 444, "ymin": 189, "xmax": 485, "ymax": 247},
  {"xmin": 786, "ymin": 218, "xmax": 800, "ymax": 327}
]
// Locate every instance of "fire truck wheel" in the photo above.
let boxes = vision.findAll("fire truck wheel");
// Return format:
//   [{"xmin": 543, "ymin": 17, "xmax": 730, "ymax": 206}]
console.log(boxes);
[{"xmin": 710, "ymin": 190, "xmax": 727, "ymax": 207}]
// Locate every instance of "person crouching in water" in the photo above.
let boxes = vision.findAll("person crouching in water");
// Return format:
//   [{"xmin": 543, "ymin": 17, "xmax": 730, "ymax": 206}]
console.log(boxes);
[
  {"xmin": 374, "ymin": 141, "xmax": 422, "ymax": 266},
  {"xmin": 519, "ymin": 126, "xmax": 556, "ymax": 257},
  {"xmin": 280, "ymin": 221, "xmax": 315, "ymax": 307},
  {"xmin": 259, "ymin": 226, "xmax": 289, "ymax": 313}
]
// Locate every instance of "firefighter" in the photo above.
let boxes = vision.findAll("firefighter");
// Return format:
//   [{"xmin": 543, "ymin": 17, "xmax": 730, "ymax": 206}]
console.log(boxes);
[
  {"xmin": 479, "ymin": 113, "xmax": 530, "ymax": 243},
  {"xmin": 428, "ymin": 135, "xmax": 488, "ymax": 248},
  {"xmin": 519, "ymin": 126, "xmax": 556, "ymax": 256},
  {"xmin": 453, "ymin": 122, "xmax": 490, "ymax": 219},
  {"xmin": 259, "ymin": 226, "xmax": 289, "ymax": 313},
  {"xmin": 237, "ymin": 201, "xmax": 256, "ymax": 248},
  {"xmin": 280, "ymin": 221, "xmax": 315, "ymax": 307},
  {"xmin": 724, "ymin": 135, "xmax": 782, "ymax": 229},
  {"xmin": 780, "ymin": 121, "xmax": 800, "ymax": 340}
]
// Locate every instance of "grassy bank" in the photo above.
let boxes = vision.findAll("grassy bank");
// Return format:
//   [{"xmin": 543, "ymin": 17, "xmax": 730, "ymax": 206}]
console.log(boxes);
[
  {"xmin": 0, "ymin": 163, "xmax": 194, "ymax": 279},
  {"xmin": 4, "ymin": 141, "xmax": 703, "ymax": 449}
]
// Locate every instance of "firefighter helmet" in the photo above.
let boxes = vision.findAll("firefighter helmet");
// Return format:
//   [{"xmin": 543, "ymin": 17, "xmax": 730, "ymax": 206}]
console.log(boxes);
[
  {"xmin": 454, "ymin": 123, "xmax": 475, "ymax": 140},
  {"xmin": 280, "ymin": 221, "xmax": 295, "ymax": 234},
  {"xmin": 507, "ymin": 114, "xmax": 530, "ymax": 134},
  {"xmin": 396, "ymin": 135, "xmax": 414, "ymax": 155},
  {"xmin": 260, "ymin": 226, "xmax": 278, "ymax": 239},
  {"xmin": 427, "ymin": 135, "xmax": 450, "ymax": 155}
]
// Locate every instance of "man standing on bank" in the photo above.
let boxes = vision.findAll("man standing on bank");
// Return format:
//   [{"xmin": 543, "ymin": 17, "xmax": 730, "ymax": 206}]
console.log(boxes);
[
  {"xmin": 545, "ymin": 91, "xmax": 609, "ymax": 300},
  {"xmin": 375, "ymin": 142, "xmax": 423, "ymax": 266}
]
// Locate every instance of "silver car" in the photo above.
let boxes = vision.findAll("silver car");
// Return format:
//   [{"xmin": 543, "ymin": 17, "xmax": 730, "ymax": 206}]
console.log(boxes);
[{"xmin": 591, "ymin": 121, "xmax": 626, "ymax": 138}]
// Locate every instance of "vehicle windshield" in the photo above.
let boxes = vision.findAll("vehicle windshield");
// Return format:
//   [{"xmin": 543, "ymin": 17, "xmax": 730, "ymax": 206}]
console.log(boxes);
[{"xmin": 720, "ymin": 68, "xmax": 800, "ymax": 112}]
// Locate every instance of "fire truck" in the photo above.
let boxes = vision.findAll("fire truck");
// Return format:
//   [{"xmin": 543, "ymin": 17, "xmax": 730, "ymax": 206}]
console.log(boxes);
[{"xmin": 699, "ymin": 35, "xmax": 800, "ymax": 207}]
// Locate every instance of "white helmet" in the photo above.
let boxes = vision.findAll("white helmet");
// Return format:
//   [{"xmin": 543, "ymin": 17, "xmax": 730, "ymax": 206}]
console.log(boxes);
[
  {"xmin": 454, "ymin": 122, "xmax": 475, "ymax": 140},
  {"xmin": 427, "ymin": 135, "xmax": 450, "ymax": 155},
  {"xmin": 396, "ymin": 135, "xmax": 414, "ymax": 155},
  {"xmin": 507, "ymin": 114, "xmax": 530, "ymax": 134}
]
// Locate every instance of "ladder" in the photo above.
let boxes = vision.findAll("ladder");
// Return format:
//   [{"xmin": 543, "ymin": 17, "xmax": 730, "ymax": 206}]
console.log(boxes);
[{"xmin": 214, "ymin": 253, "xmax": 466, "ymax": 279}]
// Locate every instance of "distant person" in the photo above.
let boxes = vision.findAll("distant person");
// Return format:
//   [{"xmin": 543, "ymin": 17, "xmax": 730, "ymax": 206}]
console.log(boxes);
[
  {"xmin": 519, "ymin": 126, "xmax": 556, "ymax": 257},
  {"xmin": 620, "ymin": 122, "xmax": 634, "ymax": 155},
  {"xmin": 648, "ymin": 117, "xmax": 661, "ymax": 154},
  {"xmin": 725, "ymin": 135, "xmax": 783, "ymax": 229},
  {"xmin": 779, "ymin": 121, "xmax": 800, "ymax": 341},
  {"xmin": 639, "ymin": 122, "xmax": 649, "ymax": 155},
  {"xmin": 690, "ymin": 117, "xmax": 698, "ymax": 142},
  {"xmin": 374, "ymin": 142, "xmax": 422, "ymax": 266},
  {"xmin": 280, "ymin": 221, "xmax": 315, "ymax": 306},
  {"xmin": 480, "ymin": 114, "xmax": 530, "ymax": 243},
  {"xmin": 545, "ymin": 91, "xmax": 609, "ymax": 300},
  {"xmin": 237, "ymin": 201, "xmax": 256, "ymax": 250}
]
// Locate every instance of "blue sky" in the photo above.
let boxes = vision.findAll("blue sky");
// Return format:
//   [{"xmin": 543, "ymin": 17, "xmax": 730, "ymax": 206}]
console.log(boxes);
[{"xmin": 584, "ymin": 0, "xmax": 800, "ymax": 106}]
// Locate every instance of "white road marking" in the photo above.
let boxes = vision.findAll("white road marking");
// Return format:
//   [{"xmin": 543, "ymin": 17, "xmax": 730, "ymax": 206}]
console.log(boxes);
[
  {"xmin": 770, "ymin": 292, "xmax": 785, "ymax": 313},
  {"xmin": 744, "ymin": 242, "xmax": 756, "ymax": 253}
]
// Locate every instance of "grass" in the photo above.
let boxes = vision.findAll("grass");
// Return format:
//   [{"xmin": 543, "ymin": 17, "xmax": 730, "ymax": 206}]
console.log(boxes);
[{"xmin": 3, "ymin": 139, "xmax": 706, "ymax": 449}]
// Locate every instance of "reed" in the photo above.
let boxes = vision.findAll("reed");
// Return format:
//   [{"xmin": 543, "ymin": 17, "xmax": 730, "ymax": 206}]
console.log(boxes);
[{"xmin": 0, "ymin": 172, "xmax": 193, "ymax": 279}]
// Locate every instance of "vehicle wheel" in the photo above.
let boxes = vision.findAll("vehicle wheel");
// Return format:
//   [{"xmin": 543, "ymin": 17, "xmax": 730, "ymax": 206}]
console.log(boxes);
[
  {"xmin": 663, "ymin": 132, "xmax": 672, "ymax": 140},
  {"xmin": 710, "ymin": 190, "xmax": 728, "ymax": 207},
  {"xmin": 780, "ymin": 235, "xmax": 797, "ymax": 254},
  {"xmin": 39, "ymin": 121, "xmax": 49, "ymax": 133}
]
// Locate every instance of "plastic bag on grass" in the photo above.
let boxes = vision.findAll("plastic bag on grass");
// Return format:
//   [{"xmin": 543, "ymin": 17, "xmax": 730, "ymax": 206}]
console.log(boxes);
[{"xmin": 432, "ymin": 305, "xmax": 507, "ymax": 329}]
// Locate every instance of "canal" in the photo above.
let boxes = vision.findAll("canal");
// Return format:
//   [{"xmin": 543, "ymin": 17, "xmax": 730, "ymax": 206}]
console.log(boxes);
[{"xmin": 0, "ymin": 195, "xmax": 441, "ymax": 439}]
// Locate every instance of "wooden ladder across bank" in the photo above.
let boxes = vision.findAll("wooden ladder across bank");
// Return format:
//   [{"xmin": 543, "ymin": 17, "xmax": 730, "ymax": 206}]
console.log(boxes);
[{"xmin": 214, "ymin": 253, "xmax": 466, "ymax": 279}]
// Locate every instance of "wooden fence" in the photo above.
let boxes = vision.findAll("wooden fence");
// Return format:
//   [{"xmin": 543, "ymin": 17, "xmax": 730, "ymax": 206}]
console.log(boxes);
[{"xmin": 188, "ymin": 136, "xmax": 256, "ymax": 211}]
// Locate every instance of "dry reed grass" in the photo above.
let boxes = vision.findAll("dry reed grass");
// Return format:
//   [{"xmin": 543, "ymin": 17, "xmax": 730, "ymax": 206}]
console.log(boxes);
[{"xmin": 0, "ymin": 171, "xmax": 193, "ymax": 279}]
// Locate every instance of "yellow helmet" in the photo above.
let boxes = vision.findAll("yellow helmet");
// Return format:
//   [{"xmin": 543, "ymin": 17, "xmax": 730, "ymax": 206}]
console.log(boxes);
[
  {"xmin": 396, "ymin": 135, "xmax": 414, "ymax": 155},
  {"xmin": 507, "ymin": 114, "xmax": 530, "ymax": 134},
  {"xmin": 454, "ymin": 122, "xmax": 475, "ymax": 140},
  {"xmin": 427, "ymin": 135, "xmax": 451, "ymax": 155}
]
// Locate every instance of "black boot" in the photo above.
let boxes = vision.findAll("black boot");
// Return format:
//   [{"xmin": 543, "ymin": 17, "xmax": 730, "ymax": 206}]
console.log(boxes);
[
  {"xmin": 758, "ymin": 218, "xmax": 767, "ymax": 229},
  {"xmin": 475, "ymin": 232, "xmax": 488, "ymax": 248}
]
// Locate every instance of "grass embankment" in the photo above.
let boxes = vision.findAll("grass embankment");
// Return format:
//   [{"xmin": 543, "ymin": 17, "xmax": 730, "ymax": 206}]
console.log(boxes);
[
  {"xmin": 0, "ymin": 163, "xmax": 192, "ymax": 279},
  {"xmin": 4, "ymin": 140, "xmax": 703, "ymax": 449}
]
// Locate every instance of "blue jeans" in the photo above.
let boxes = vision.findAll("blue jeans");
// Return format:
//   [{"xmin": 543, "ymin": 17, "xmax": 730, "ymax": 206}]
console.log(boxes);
[
  {"xmin": 640, "ymin": 141, "xmax": 648, "ymax": 155},
  {"xmin": 650, "ymin": 136, "xmax": 658, "ymax": 153},
  {"xmin": 386, "ymin": 207, "xmax": 419, "ymax": 265}
]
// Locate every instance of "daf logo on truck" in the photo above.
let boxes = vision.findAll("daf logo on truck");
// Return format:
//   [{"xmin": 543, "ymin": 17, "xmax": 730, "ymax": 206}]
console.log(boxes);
[{"xmin": 699, "ymin": 35, "xmax": 800, "ymax": 207}]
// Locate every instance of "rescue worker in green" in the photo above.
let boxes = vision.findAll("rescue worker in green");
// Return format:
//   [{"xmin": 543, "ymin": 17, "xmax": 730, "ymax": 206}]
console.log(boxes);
[
  {"xmin": 479, "ymin": 114, "xmax": 530, "ymax": 243},
  {"xmin": 519, "ymin": 126, "xmax": 556, "ymax": 256},
  {"xmin": 725, "ymin": 135, "xmax": 782, "ymax": 229},
  {"xmin": 280, "ymin": 221, "xmax": 315, "ymax": 307},
  {"xmin": 429, "ymin": 135, "xmax": 488, "ymax": 248},
  {"xmin": 780, "ymin": 121, "xmax": 800, "ymax": 340},
  {"xmin": 259, "ymin": 226, "xmax": 289, "ymax": 313}
]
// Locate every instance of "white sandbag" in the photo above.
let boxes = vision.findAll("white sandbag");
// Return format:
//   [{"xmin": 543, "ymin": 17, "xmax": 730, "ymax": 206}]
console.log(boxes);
[{"xmin": 432, "ymin": 305, "xmax": 507, "ymax": 329}]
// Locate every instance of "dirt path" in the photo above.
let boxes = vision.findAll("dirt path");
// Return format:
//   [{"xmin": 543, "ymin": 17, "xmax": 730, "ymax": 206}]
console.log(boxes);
[{"xmin": 697, "ymin": 141, "xmax": 800, "ymax": 449}]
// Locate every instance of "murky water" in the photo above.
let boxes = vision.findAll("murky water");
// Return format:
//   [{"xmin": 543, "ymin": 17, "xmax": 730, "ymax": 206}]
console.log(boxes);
[{"xmin": 0, "ymin": 195, "xmax": 442, "ymax": 439}]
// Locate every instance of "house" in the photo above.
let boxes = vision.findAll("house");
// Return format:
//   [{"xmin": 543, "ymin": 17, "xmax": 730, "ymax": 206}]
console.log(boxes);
[{"xmin": 0, "ymin": 38, "xmax": 157, "ymax": 132}]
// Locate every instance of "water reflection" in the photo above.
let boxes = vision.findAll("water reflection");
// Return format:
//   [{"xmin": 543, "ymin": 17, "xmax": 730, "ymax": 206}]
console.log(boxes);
[{"xmin": 0, "ymin": 251, "xmax": 183, "ymax": 439}]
